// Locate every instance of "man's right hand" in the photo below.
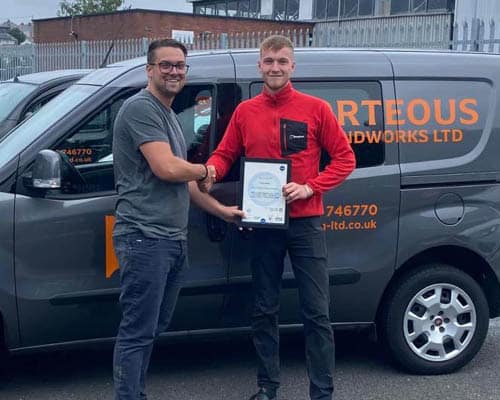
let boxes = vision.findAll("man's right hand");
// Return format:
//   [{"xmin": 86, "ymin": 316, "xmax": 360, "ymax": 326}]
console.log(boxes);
[{"xmin": 198, "ymin": 165, "xmax": 216, "ymax": 192}]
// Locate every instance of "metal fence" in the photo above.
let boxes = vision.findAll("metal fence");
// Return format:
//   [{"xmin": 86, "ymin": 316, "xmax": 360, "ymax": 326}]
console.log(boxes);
[
  {"xmin": 181, "ymin": 29, "xmax": 312, "ymax": 50},
  {"xmin": 0, "ymin": 30, "xmax": 311, "ymax": 80},
  {"xmin": 0, "ymin": 44, "xmax": 35, "ymax": 80},
  {"xmin": 452, "ymin": 18, "xmax": 500, "ymax": 53},
  {"xmin": 1, "ymin": 14, "xmax": 500, "ymax": 81},
  {"xmin": 35, "ymin": 38, "xmax": 151, "ymax": 71},
  {"xmin": 313, "ymin": 13, "xmax": 453, "ymax": 48},
  {"xmin": 0, "ymin": 38, "xmax": 152, "ymax": 80}
]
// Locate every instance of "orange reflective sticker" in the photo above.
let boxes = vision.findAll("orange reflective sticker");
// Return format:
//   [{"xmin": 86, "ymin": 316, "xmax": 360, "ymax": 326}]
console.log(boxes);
[{"xmin": 105, "ymin": 215, "xmax": 119, "ymax": 278}]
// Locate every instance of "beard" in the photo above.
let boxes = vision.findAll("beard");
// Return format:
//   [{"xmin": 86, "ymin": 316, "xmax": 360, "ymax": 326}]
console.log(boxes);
[{"xmin": 155, "ymin": 77, "xmax": 184, "ymax": 98}]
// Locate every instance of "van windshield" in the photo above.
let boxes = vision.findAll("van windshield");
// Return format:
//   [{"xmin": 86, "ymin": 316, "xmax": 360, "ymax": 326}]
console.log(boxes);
[
  {"xmin": 0, "ymin": 82, "xmax": 37, "ymax": 122},
  {"xmin": 0, "ymin": 84, "xmax": 100, "ymax": 168}
]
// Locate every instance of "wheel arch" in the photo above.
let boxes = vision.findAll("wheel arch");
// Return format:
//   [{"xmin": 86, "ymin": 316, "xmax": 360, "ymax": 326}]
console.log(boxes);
[{"xmin": 376, "ymin": 245, "xmax": 500, "ymax": 325}]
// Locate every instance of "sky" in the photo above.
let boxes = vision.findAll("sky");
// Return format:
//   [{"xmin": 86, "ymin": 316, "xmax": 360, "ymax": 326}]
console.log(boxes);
[{"xmin": 1, "ymin": 0, "xmax": 192, "ymax": 24}]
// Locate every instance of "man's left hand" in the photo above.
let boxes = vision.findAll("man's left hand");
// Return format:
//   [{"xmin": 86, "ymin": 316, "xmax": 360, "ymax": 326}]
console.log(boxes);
[
  {"xmin": 282, "ymin": 182, "xmax": 313, "ymax": 203},
  {"xmin": 220, "ymin": 205, "xmax": 245, "ymax": 223}
]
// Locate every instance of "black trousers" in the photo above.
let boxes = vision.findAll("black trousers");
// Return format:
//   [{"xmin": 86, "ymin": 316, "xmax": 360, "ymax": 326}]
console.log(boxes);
[{"xmin": 250, "ymin": 217, "xmax": 335, "ymax": 400}]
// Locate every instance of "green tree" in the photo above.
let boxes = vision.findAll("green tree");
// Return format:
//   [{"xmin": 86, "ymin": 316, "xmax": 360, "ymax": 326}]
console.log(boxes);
[
  {"xmin": 8, "ymin": 27, "xmax": 26, "ymax": 44},
  {"xmin": 57, "ymin": 0, "xmax": 125, "ymax": 17}
]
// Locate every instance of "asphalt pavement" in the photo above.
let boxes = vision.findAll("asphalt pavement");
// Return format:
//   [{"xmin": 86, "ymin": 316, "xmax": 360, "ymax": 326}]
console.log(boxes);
[{"xmin": 1, "ymin": 319, "xmax": 499, "ymax": 400}]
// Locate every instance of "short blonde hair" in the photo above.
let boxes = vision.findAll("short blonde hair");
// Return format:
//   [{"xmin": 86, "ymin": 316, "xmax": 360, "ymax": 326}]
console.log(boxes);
[{"xmin": 260, "ymin": 35, "xmax": 294, "ymax": 55}]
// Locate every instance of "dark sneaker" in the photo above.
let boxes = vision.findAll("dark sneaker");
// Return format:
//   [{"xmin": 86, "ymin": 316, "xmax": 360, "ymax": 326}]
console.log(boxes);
[{"xmin": 248, "ymin": 387, "xmax": 277, "ymax": 400}]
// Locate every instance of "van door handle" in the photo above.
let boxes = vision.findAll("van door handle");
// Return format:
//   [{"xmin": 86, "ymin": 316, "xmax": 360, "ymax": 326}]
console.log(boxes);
[{"xmin": 206, "ymin": 214, "xmax": 227, "ymax": 242}]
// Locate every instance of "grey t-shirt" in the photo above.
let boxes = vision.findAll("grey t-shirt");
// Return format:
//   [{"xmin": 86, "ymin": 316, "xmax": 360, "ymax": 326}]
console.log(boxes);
[{"xmin": 112, "ymin": 89, "xmax": 189, "ymax": 240}]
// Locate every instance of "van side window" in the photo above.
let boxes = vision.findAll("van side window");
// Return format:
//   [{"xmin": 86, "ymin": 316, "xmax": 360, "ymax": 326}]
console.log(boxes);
[
  {"xmin": 250, "ymin": 81, "xmax": 384, "ymax": 169},
  {"xmin": 292, "ymin": 81, "xmax": 385, "ymax": 169},
  {"xmin": 395, "ymin": 80, "xmax": 487, "ymax": 164},
  {"xmin": 214, "ymin": 83, "xmax": 242, "ymax": 147},
  {"xmin": 22, "ymin": 92, "xmax": 60, "ymax": 121},
  {"xmin": 178, "ymin": 84, "xmax": 241, "ymax": 183},
  {"xmin": 53, "ymin": 90, "xmax": 139, "ymax": 194},
  {"xmin": 212, "ymin": 83, "xmax": 242, "ymax": 182},
  {"xmin": 173, "ymin": 85, "xmax": 214, "ymax": 164}
]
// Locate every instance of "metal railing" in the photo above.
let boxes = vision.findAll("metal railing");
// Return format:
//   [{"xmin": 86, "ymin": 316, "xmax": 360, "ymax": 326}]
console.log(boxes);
[
  {"xmin": 183, "ymin": 29, "xmax": 313, "ymax": 49},
  {"xmin": 452, "ymin": 18, "xmax": 500, "ymax": 53},
  {"xmin": 313, "ymin": 13, "xmax": 453, "ymax": 49},
  {"xmin": 0, "ymin": 44, "xmax": 35, "ymax": 80},
  {"xmin": 0, "ymin": 30, "xmax": 311, "ymax": 80}
]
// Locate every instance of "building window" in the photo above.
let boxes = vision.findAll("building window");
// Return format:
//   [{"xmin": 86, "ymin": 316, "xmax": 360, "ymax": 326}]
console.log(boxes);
[
  {"xmin": 194, "ymin": 4, "xmax": 205, "ymax": 14},
  {"xmin": 411, "ymin": 0, "xmax": 426, "ymax": 12},
  {"xmin": 341, "ymin": 0, "xmax": 358, "ymax": 18},
  {"xmin": 315, "ymin": 0, "xmax": 327, "ymax": 19},
  {"xmin": 427, "ymin": 0, "xmax": 448, "ymax": 10},
  {"xmin": 191, "ymin": 0, "xmax": 453, "ymax": 19},
  {"xmin": 238, "ymin": 0, "xmax": 250, "ymax": 16},
  {"xmin": 327, "ymin": 0, "xmax": 339, "ymax": 18},
  {"xmin": 358, "ymin": 0, "xmax": 374, "ymax": 15},
  {"xmin": 228, "ymin": 1, "xmax": 238, "ymax": 16},
  {"xmin": 390, "ymin": 0, "xmax": 453, "ymax": 14},
  {"xmin": 205, "ymin": 3, "xmax": 216, "ymax": 15},
  {"xmin": 286, "ymin": 0, "xmax": 300, "ymax": 20},
  {"xmin": 189, "ymin": 0, "xmax": 277, "ymax": 19},
  {"xmin": 216, "ymin": 1, "xmax": 227, "ymax": 16},
  {"xmin": 391, "ymin": 0, "xmax": 409, "ymax": 14},
  {"xmin": 315, "ymin": 0, "xmax": 375, "ymax": 19},
  {"xmin": 274, "ymin": 0, "xmax": 286, "ymax": 19},
  {"xmin": 249, "ymin": 0, "xmax": 260, "ymax": 17}
]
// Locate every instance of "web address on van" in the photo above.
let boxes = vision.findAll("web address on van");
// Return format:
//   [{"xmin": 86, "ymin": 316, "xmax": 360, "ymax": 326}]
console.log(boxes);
[{"xmin": 322, "ymin": 219, "xmax": 377, "ymax": 231}]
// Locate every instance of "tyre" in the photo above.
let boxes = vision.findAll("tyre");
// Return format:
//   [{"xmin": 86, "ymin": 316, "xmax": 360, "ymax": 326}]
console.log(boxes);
[{"xmin": 379, "ymin": 264, "xmax": 489, "ymax": 374}]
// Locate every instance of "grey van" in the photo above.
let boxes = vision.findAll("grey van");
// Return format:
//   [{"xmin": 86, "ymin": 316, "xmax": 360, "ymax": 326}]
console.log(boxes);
[{"xmin": 1, "ymin": 49, "xmax": 499, "ymax": 375}]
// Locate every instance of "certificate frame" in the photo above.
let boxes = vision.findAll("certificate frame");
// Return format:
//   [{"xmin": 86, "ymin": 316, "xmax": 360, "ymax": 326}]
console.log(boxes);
[{"xmin": 239, "ymin": 157, "xmax": 291, "ymax": 229}]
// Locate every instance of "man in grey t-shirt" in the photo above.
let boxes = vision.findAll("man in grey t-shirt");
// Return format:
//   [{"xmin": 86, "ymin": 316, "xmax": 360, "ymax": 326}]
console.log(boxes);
[
  {"xmin": 112, "ymin": 38, "xmax": 243, "ymax": 400},
  {"xmin": 113, "ymin": 88, "xmax": 190, "ymax": 240}
]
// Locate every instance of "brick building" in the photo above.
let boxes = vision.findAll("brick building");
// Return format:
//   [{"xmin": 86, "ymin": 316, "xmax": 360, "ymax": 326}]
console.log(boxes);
[{"xmin": 32, "ymin": 9, "xmax": 313, "ymax": 43}]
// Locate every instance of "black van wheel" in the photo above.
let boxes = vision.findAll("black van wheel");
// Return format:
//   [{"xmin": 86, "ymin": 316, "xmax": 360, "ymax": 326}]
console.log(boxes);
[{"xmin": 380, "ymin": 264, "xmax": 489, "ymax": 374}]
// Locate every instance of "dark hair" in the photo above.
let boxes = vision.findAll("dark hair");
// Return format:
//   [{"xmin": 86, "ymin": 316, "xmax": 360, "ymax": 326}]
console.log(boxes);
[{"xmin": 147, "ymin": 38, "xmax": 188, "ymax": 64}]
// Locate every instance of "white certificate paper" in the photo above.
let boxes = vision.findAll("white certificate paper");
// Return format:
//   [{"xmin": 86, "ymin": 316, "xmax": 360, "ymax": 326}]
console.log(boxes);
[{"xmin": 240, "ymin": 158, "xmax": 290, "ymax": 229}]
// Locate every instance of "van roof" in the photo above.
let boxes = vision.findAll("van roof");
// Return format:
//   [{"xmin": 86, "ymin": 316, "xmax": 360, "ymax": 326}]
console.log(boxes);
[
  {"xmin": 105, "ymin": 47, "xmax": 500, "ymax": 67},
  {"xmin": 78, "ymin": 47, "xmax": 500, "ymax": 87}
]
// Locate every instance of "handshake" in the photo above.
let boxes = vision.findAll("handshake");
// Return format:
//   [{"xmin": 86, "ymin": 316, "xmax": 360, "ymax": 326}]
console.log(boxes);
[{"xmin": 197, "ymin": 164, "xmax": 216, "ymax": 193}]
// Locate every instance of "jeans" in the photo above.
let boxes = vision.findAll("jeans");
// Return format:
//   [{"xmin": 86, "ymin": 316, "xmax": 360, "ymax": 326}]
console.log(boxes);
[
  {"xmin": 250, "ymin": 217, "xmax": 335, "ymax": 400},
  {"xmin": 113, "ymin": 232, "xmax": 188, "ymax": 400}
]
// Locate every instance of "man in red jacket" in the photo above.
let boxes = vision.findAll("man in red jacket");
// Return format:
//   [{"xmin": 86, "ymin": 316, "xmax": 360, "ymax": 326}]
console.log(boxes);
[{"xmin": 204, "ymin": 35, "xmax": 356, "ymax": 400}]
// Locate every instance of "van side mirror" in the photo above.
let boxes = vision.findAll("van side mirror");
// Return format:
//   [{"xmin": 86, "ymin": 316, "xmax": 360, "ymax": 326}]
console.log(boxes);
[{"xmin": 30, "ymin": 149, "xmax": 62, "ymax": 189}]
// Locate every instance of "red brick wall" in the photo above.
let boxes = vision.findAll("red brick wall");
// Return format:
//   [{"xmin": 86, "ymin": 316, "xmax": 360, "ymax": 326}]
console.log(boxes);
[{"xmin": 32, "ymin": 9, "xmax": 313, "ymax": 43}]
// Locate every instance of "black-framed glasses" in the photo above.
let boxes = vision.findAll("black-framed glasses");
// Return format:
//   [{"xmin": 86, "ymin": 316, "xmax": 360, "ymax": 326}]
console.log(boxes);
[{"xmin": 149, "ymin": 61, "xmax": 190, "ymax": 73}]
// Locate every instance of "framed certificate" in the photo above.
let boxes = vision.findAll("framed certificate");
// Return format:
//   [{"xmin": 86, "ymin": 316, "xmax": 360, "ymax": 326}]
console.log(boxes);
[{"xmin": 240, "ymin": 157, "xmax": 291, "ymax": 229}]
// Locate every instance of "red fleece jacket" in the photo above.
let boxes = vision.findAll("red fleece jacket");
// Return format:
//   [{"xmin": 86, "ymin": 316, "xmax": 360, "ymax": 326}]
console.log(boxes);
[{"xmin": 208, "ymin": 82, "xmax": 356, "ymax": 218}]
